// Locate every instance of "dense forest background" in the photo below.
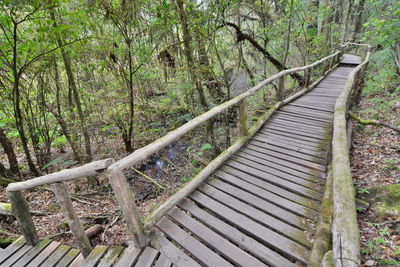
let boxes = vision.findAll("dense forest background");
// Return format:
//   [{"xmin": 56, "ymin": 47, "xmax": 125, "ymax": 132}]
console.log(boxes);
[{"xmin": 2, "ymin": 0, "xmax": 397, "ymax": 181}]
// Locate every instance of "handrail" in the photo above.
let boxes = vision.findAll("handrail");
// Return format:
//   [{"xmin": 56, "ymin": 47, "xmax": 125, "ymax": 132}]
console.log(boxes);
[
  {"xmin": 106, "ymin": 49, "xmax": 342, "ymax": 248},
  {"xmin": 6, "ymin": 158, "xmax": 114, "ymax": 258},
  {"xmin": 7, "ymin": 159, "xmax": 113, "ymax": 192},
  {"xmin": 331, "ymin": 43, "xmax": 371, "ymax": 267},
  {"xmin": 108, "ymin": 51, "xmax": 340, "ymax": 172}
]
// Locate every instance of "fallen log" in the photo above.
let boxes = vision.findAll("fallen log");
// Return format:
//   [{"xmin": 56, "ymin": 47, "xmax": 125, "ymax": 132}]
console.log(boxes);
[{"xmin": 348, "ymin": 111, "xmax": 400, "ymax": 133}]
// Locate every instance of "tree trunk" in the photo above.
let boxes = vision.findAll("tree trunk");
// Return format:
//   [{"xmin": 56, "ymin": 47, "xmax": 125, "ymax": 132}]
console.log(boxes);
[
  {"xmin": 350, "ymin": 0, "xmax": 366, "ymax": 42},
  {"xmin": 0, "ymin": 126, "xmax": 20, "ymax": 177},
  {"xmin": 12, "ymin": 23, "xmax": 39, "ymax": 177}
]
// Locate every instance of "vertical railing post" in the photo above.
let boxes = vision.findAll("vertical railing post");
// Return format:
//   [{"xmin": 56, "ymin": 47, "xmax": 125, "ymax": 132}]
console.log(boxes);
[
  {"xmin": 277, "ymin": 74, "xmax": 285, "ymax": 101},
  {"xmin": 52, "ymin": 182, "xmax": 93, "ymax": 258},
  {"xmin": 305, "ymin": 67, "xmax": 313, "ymax": 87},
  {"xmin": 108, "ymin": 169, "xmax": 147, "ymax": 248},
  {"xmin": 7, "ymin": 191, "xmax": 39, "ymax": 245},
  {"xmin": 238, "ymin": 98, "xmax": 249, "ymax": 136}
]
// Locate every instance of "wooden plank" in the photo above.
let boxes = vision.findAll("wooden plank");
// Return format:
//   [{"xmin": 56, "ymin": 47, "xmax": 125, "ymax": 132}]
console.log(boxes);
[
  {"xmin": 274, "ymin": 112, "xmax": 331, "ymax": 126},
  {"xmin": 292, "ymin": 98, "xmax": 336, "ymax": 105},
  {"xmin": 281, "ymin": 106, "xmax": 333, "ymax": 118},
  {"xmin": 154, "ymin": 253, "xmax": 172, "ymax": 267},
  {"xmin": 26, "ymin": 241, "xmax": 60, "ymax": 267},
  {"xmin": 219, "ymin": 166, "xmax": 319, "ymax": 210},
  {"xmin": 13, "ymin": 239, "xmax": 51, "ymax": 266},
  {"xmin": 178, "ymin": 199, "xmax": 296, "ymax": 267},
  {"xmin": 199, "ymin": 182, "xmax": 312, "ymax": 247},
  {"xmin": 1, "ymin": 245, "xmax": 32, "ymax": 267},
  {"xmin": 242, "ymin": 144, "xmax": 326, "ymax": 173},
  {"xmin": 157, "ymin": 217, "xmax": 232, "ymax": 267},
  {"xmin": 150, "ymin": 231, "xmax": 201, "ymax": 267},
  {"xmin": 270, "ymin": 117, "xmax": 328, "ymax": 132},
  {"xmin": 0, "ymin": 236, "xmax": 26, "ymax": 263},
  {"xmin": 263, "ymin": 124, "xmax": 326, "ymax": 140},
  {"xmin": 234, "ymin": 150, "xmax": 323, "ymax": 181},
  {"xmin": 250, "ymin": 139, "xmax": 325, "ymax": 160},
  {"xmin": 286, "ymin": 102, "xmax": 334, "ymax": 113},
  {"xmin": 39, "ymin": 245, "xmax": 71, "ymax": 267},
  {"xmin": 246, "ymin": 142, "xmax": 325, "ymax": 166},
  {"xmin": 278, "ymin": 109, "xmax": 333, "ymax": 122},
  {"xmin": 260, "ymin": 129, "xmax": 325, "ymax": 144},
  {"xmin": 229, "ymin": 153, "xmax": 320, "ymax": 185},
  {"xmin": 254, "ymin": 133, "xmax": 322, "ymax": 151},
  {"xmin": 113, "ymin": 246, "xmax": 141, "ymax": 267},
  {"xmin": 54, "ymin": 248, "xmax": 80, "ymax": 267},
  {"xmin": 207, "ymin": 176, "xmax": 310, "ymax": 230},
  {"xmin": 97, "ymin": 246, "xmax": 125, "ymax": 267},
  {"xmin": 228, "ymin": 157, "xmax": 321, "ymax": 200},
  {"xmin": 134, "ymin": 247, "xmax": 159, "ymax": 267},
  {"xmin": 189, "ymin": 191, "xmax": 309, "ymax": 263},
  {"xmin": 69, "ymin": 254, "xmax": 84, "ymax": 267},
  {"xmin": 168, "ymin": 206, "xmax": 266, "ymax": 267},
  {"xmin": 81, "ymin": 245, "xmax": 108, "ymax": 267}
]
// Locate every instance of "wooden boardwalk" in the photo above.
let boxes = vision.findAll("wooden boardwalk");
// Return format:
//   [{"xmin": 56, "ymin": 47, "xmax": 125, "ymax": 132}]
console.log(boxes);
[{"xmin": 0, "ymin": 55, "xmax": 361, "ymax": 267}]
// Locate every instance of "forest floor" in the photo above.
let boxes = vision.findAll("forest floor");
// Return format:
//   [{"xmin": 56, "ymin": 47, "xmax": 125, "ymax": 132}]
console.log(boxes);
[
  {"xmin": 0, "ymin": 133, "xmax": 216, "ymax": 248},
  {"xmin": 350, "ymin": 82, "xmax": 400, "ymax": 264}
]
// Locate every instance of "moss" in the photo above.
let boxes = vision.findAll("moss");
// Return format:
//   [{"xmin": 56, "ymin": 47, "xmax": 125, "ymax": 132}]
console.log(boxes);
[
  {"xmin": 0, "ymin": 177, "xmax": 17, "ymax": 187},
  {"xmin": 0, "ymin": 237, "xmax": 16, "ymax": 248},
  {"xmin": 47, "ymin": 204, "xmax": 60, "ymax": 213}
]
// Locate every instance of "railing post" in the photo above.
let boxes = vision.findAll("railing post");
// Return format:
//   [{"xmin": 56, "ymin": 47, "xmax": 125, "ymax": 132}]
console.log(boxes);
[
  {"xmin": 305, "ymin": 67, "xmax": 313, "ymax": 87},
  {"xmin": 108, "ymin": 169, "xmax": 147, "ymax": 248},
  {"xmin": 51, "ymin": 182, "xmax": 93, "ymax": 258},
  {"xmin": 277, "ymin": 74, "xmax": 285, "ymax": 101},
  {"xmin": 238, "ymin": 98, "xmax": 249, "ymax": 136},
  {"xmin": 8, "ymin": 191, "xmax": 39, "ymax": 245}
]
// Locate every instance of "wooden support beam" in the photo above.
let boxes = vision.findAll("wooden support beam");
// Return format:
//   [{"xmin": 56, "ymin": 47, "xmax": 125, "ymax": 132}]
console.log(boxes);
[
  {"xmin": 107, "ymin": 170, "xmax": 147, "ymax": 248},
  {"xmin": 238, "ymin": 99, "xmax": 249, "ymax": 136},
  {"xmin": 277, "ymin": 75, "xmax": 285, "ymax": 101},
  {"xmin": 7, "ymin": 159, "xmax": 113, "ymax": 192},
  {"xmin": 305, "ymin": 66, "xmax": 313, "ymax": 87},
  {"xmin": 51, "ymin": 182, "xmax": 92, "ymax": 258},
  {"xmin": 8, "ymin": 191, "xmax": 39, "ymax": 246}
]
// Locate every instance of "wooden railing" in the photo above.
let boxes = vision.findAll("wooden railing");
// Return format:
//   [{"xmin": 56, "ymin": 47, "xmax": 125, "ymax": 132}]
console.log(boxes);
[
  {"xmin": 6, "ymin": 159, "xmax": 113, "ymax": 257},
  {"xmin": 331, "ymin": 43, "xmax": 371, "ymax": 267},
  {"xmin": 105, "ymin": 49, "xmax": 343, "ymax": 248},
  {"xmin": 6, "ymin": 46, "xmax": 348, "ymax": 253}
]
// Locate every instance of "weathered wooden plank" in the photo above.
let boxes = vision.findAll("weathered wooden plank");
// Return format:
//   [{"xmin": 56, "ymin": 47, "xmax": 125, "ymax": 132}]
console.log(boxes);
[
  {"xmin": 199, "ymin": 183, "xmax": 312, "ymax": 248},
  {"xmin": 286, "ymin": 102, "xmax": 335, "ymax": 113},
  {"xmin": 190, "ymin": 191, "xmax": 309, "ymax": 263},
  {"xmin": 270, "ymin": 117, "xmax": 328, "ymax": 132},
  {"xmin": 281, "ymin": 106, "xmax": 333, "ymax": 118},
  {"xmin": 268, "ymin": 120, "xmax": 328, "ymax": 135},
  {"xmin": 0, "ymin": 236, "xmax": 26, "ymax": 263},
  {"xmin": 54, "ymin": 248, "xmax": 80, "ymax": 267},
  {"xmin": 178, "ymin": 199, "xmax": 296, "ymax": 267},
  {"xmin": 1, "ymin": 245, "xmax": 32, "ymax": 267},
  {"xmin": 229, "ymin": 155, "xmax": 322, "ymax": 189},
  {"xmin": 168, "ymin": 206, "xmax": 266, "ymax": 267},
  {"xmin": 150, "ymin": 231, "xmax": 201, "ymax": 267},
  {"xmin": 241, "ymin": 145, "xmax": 326, "ymax": 173},
  {"xmin": 277, "ymin": 110, "xmax": 332, "ymax": 122},
  {"xmin": 69, "ymin": 254, "xmax": 84, "ymax": 267},
  {"xmin": 250, "ymin": 139, "xmax": 325, "ymax": 160},
  {"xmin": 81, "ymin": 245, "xmax": 108, "ymax": 267},
  {"xmin": 260, "ymin": 129, "xmax": 324, "ymax": 144},
  {"xmin": 154, "ymin": 253, "xmax": 172, "ymax": 267},
  {"xmin": 13, "ymin": 239, "xmax": 51, "ymax": 266},
  {"xmin": 26, "ymin": 241, "xmax": 60, "ymax": 267},
  {"xmin": 39, "ymin": 245, "xmax": 71, "ymax": 267},
  {"xmin": 254, "ymin": 133, "xmax": 322, "ymax": 151},
  {"xmin": 157, "ymin": 217, "xmax": 232, "ymax": 267},
  {"xmin": 97, "ymin": 246, "xmax": 125, "ymax": 267},
  {"xmin": 113, "ymin": 246, "xmax": 141, "ymax": 267},
  {"xmin": 263, "ymin": 124, "xmax": 326, "ymax": 140},
  {"xmin": 274, "ymin": 113, "xmax": 330, "ymax": 127},
  {"xmin": 219, "ymin": 166, "xmax": 319, "ymax": 210},
  {"xmin": 134, "ymin": 247, "xmax": 159, "ymax": 267},
  {"xmin": 207, "ymin": 177, "xmax": 310, "ymax": 230}
]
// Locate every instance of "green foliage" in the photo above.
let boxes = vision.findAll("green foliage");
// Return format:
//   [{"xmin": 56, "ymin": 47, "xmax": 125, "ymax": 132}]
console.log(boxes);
[{"xmin": 41, "ymin": 157, "xmax": 77, "ymax": 171}]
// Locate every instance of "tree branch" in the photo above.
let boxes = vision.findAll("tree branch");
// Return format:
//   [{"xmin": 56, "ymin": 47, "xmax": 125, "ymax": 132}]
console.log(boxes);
[{"xmin": 348, "ymin": 111, "xmax": 400, "ymax": 133}]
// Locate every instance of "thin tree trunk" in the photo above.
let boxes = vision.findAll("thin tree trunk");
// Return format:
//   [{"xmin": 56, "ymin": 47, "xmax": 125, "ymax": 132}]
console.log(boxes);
[
  {"xmin": 0, "ymin": 126, "xmax": 20, "ymax": 177},
  {"xmin": 12, "ymin": 22, "xmax": 39, "ymax": 177},
  {"xmin": 351, "ymin": 0, "xmax": 366, "ymax": 42}
]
